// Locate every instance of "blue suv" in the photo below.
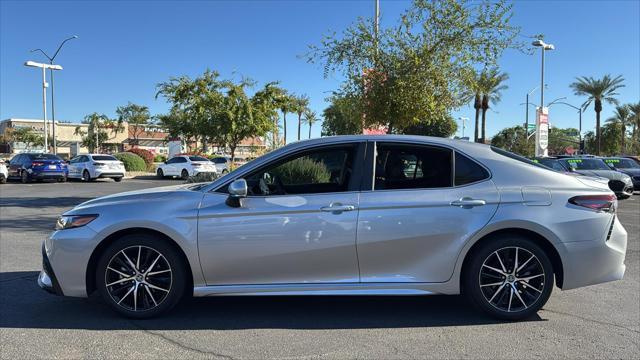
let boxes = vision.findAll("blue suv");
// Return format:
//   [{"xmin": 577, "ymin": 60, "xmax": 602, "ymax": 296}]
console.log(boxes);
[{"xmin": 8, "ymin": 153, "xmax": 68, "ymax": 183}]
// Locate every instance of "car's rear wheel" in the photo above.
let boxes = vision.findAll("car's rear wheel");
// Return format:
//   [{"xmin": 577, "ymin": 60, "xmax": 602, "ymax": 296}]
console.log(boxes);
[
  {"xmin": 0, "ymin": 176, "xmax": 6, "ymax": 184},
  {"xmin": 96, "ymin": 234, "xmax": 186, "ymax": 318},
  {"xmin": 57, "ymin": 176, "xmax": 67, "ymax": 183},
  {"xmin": 463, "ymin": 234, "xmax": 554, "ymax": 321},
  {"xmin": 20, "ymin": 170, "xmax": 29, "ymax": 184},
  {"xmin": 181, "ymin": 169, "xmax": 189, "ymax": 180},
  {"xmin": 156, "ymin": 168, "xmax": 164, "ymax": 179},
  {"xmin": 82, "ymin": 170, "xmax": 91, "ymax": 182},
  {"xmin": 114, "ymin": 177, "xmax": 122, "ymax": 182}
]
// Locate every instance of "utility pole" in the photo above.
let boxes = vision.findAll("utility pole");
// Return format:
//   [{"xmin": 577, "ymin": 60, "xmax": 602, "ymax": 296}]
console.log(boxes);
[
  {"xmin": 30, "ymin": 35, "xmax": 78, "ymax": 154},
  {"xmin": 458, "ymin": 117, "xmax": 468, "ymax": 138},
  {"xmin": 532, "ymin": 39, "xmax": 555, "ymax": 157},
  {"xmin": 24, "ymin": 61, "xmax": 63, "ymax": 153}
]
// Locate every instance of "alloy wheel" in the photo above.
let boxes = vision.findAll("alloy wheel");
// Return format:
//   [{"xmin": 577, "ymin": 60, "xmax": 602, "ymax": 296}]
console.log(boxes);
[
  {"xmin": 478, "ymin": 246, "xmax": 545, "ymax": 313},
  {"xmin": 104, "ymin": 245, "xmax": 173, "ymax": 312}
]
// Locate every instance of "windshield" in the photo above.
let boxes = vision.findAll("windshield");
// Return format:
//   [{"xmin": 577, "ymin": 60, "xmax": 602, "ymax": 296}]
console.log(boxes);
[
  {"xmin": 560, "ymin": 158, "xmax": 610, "ymax": 170},
  {"xmin": 604, "ymin": 158, "xmax": 640, "ymax": 169},
  {"xmin": 189, "ymin": 156, "xmax": 210, "ymax": 162},
  {"xmin": 27, "ymin": 154, "xmax": 62, "ymax": 160},
  {"xmin": 92, "ymin": 155, "xmax": 118, "ymax": 161}
]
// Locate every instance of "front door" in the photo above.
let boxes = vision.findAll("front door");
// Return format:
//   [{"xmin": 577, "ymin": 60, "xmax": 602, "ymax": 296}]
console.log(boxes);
[
  {"xmin": 197, "ymin": 143, "xmax": 365, "ymax": 285},
  {"xmin": 356, "ymin": 142, "xmax": 499, "ymax": 283}
]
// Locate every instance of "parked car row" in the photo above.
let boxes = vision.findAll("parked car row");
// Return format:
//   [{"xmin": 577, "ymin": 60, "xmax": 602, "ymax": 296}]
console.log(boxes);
[
  {"xmin": 532, "ymin": 155, "xmax": 638, "ymax": 199},
  {"xmin": 1, "ymin": 153, "xmax": 126, "ymax": 184}
]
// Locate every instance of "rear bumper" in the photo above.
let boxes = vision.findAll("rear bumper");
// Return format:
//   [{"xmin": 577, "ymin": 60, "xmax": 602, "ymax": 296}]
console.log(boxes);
[
  {"xmin": 31, "ymin": 171, "xmax": 67, "ymax": 179},
  {"xmin": 96, "ymin": 171, "xmax": 125, "ymax": 179},
  {"xmin": 561, "ymin": 216, "xmax": 627, "ymax": 290},
  {"xmin": 38, "ymin": 242, "xmax": 64, "ymax": 295}
]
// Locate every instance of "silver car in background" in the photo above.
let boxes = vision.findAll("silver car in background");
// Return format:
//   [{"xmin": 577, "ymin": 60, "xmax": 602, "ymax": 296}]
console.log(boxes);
[{"xmin": 39, "ymin": 135, "xmax": 627, "ymax": 320}]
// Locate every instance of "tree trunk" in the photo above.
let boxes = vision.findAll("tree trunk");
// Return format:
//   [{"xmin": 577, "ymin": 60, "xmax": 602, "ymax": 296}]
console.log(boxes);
[
  {"xmin": 621, "ymin": 124, "xmax": 626, "ymax": 154},
  {"xmin": 473, "ymin": 94, "xmax": 481, "ymax": 142},
  {"xmin": 230, "ymin": 145, "xmax": 236, "ymax": 167},
  {"xmin": 297, "ymin": 114, "xmax": 302, "ymax": 141},
  {"xmin": 308, "ymin": 123, "xmax": 312, "ymax": 139},
  {"xmin": 481, "ymin": 108, "xmax": 487, "ymax": 144},
  {"xmin": 283, "ymin": 112, "xmax": 287, "ymax": 145},
  {"xmin": 596, "ymin": 110, "xmax": 601, "ymax": 156},
  {"xmin": 273, "ymin": 116, "xmax": 279, "ymax": 148}
]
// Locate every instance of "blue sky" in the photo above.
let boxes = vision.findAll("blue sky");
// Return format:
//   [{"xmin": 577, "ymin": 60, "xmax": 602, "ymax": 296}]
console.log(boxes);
[{"xmin": 1, "ymin": 0, "xmax": 639, "ymax": 143}]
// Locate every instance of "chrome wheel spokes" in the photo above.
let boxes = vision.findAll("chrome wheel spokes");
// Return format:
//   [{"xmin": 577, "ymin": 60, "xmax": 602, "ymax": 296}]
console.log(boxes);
[
  {"xmin": 479, "ymin": 247, "xmax": 545, "ymax": 313},
  {"xmin": 105, "ymin": 245, "xmax": 172, "ymax": 312}
]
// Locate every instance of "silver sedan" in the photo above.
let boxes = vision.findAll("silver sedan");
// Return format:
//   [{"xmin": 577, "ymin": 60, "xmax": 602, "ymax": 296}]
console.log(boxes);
[{"xmin": 39, "ymin": 135, "xmax": 627, "ymax": 320}]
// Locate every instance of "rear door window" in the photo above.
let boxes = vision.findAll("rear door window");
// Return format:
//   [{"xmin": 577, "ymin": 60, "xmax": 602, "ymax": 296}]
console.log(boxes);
[
  {"xmin": 374, "ymin": 143, "xmax": 453, "ymax": 190},
  {"xmin": 455, "ymin": 152, "xmax": 489, "ymax": 186}
]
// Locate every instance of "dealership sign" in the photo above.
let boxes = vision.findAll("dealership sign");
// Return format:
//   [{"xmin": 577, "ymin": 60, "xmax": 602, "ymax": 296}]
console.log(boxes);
[{"xmin": 535, "ymin": 107, "xmax": 549, "ymax": 157}]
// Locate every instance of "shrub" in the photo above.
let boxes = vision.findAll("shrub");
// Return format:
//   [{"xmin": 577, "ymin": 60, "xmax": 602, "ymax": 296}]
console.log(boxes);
[
  {"xmin": 127, "ymin": 148, "xmax": 155, "ymax": 170},
  {"xmin": 184, "ymin": 172, "xmax": 220, "ymax": 184},
  {"xmin": 270, "ymin": 157, "xmax": 331, "ymax": 184},
  {"xmin": 115, "ymin": 152, "xmax": 147, "ymax": 172},
  {"xmin": 154, "ymin": 154, "xmax": 167, "ymax": 163}
]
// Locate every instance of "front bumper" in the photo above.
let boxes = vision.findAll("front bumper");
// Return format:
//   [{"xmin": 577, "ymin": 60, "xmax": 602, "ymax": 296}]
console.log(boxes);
[
  {"xmin": 38, "ymin": 242, "xmax": 64, "ymax": 295},
  {"xmin": 561, "ymin": 216, "xmax": 627, "ymax": 290}
]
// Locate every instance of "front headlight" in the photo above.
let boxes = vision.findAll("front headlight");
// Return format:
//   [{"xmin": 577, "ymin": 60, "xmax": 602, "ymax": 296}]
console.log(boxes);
[{"xmin": 55, "ymin": 215, "xmax": 98, "ymax": 230}]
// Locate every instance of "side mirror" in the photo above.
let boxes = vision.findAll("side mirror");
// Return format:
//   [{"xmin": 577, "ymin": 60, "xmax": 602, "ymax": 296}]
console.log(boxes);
[{"xmin": 226, "ymin": 178, "xmax": 248, "ymax": 207}]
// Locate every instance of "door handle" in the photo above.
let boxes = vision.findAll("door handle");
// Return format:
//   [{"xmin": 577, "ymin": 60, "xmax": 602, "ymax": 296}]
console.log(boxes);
[
  {"xmin": 450, "ymin": 197, "xmax": 486, "ymax": 208},
  {"xmin": 320, "ymin": 204, "xmax": 357, "ymax": 213}
]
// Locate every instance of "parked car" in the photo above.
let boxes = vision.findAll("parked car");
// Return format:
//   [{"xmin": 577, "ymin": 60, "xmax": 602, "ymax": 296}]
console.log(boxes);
[
  {"xmin": 40, "ymin": 136, "xmax": 628, "ymax": 320},
  {"xmin": 0, "ymin": 160, "xmax": 7, "ymax": 184},
  {"xmin": 602, "ymin": 157, "xmax": 640, "ymax": 191},
  {"xmin": 211, "ymin": 157, "xmax": 230, "ymax": 174},
  {"xmin": 532, "ymin": 157, "xmax": 569, "ymax": 172},
  {"xmin": 557, "ymin": 157, "xmax": 634, "ymax": 199},
  {"xmin": 7, "ymin": 153, "xmax": 68, "ymax": 183},
  {"xmin": 67, "ymin": 154, "xmax": 125, "ymax": 182},
  {"xmin": 156, "ymin": 155, "xmax": 218, "ymax": 179}
]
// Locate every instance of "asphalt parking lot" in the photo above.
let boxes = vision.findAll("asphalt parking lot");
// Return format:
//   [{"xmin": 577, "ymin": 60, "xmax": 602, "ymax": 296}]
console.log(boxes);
[{"xmin": 0, "ymin": 179, "xmax": 638, "ymax": 359}]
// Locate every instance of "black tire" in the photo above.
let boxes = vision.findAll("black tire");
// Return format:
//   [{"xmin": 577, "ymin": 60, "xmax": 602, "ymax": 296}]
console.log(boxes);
[
  {"xmin": 96, "ymin": 234, "xmax": 187, "ymax": 319},
  {"xmin": 58, "ymin": 176, "xmax": 67, "ymax": 183},
  {"xmin": 113, "ymin": 177, "xmax": 123, "ymax": 182},
  {"xmin": 157, "ymin": 168, "xmax": 164, "ymax": 179},
  {"xmin": 463, "ymin": 234, "xmax": 554, "ymax": 321},
  {"xmin": 82, "ymin": 170, "xmax": 91, "ymax": 182},
  {"xmin": 20, "ymin": 170, "xmax": 29, "ymax": 184},
  {"xmin": 181, "ymin": 169, "xmax": 189, "ymax": 180},
  {"xmin": 0, "ymin": 176, "xmax": 6, "ymax": 184}
]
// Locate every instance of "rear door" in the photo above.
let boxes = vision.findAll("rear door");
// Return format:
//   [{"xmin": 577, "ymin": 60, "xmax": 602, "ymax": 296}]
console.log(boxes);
[{"xmin": 356, "ymin": 141, "xmax": 499, "ymax": 283}]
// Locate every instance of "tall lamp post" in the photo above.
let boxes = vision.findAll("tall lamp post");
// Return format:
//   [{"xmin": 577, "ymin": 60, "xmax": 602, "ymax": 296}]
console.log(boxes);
[
  {"xmin": 524, "ymin": 86, "xmax": 538, "ymax": 142},
  {"xmin": 532, "ymin": 39, "xmax": 555, "ymax": 157},
  {"xmin": 30, "ymin": 35, "xmax": 78, "ymax": 154},
  {"xmin": 548, "ymin": 99, "xmax": 583, "ymax": 153},
  {"xmin": 24, "ymin": 61, "xmax": 63, "ymax": 152}
]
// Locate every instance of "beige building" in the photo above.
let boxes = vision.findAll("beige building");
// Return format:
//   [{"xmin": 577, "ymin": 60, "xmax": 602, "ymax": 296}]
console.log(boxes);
[{"xmin": 0, "ymin": 118, "xmax": 129, "ymax": 158}]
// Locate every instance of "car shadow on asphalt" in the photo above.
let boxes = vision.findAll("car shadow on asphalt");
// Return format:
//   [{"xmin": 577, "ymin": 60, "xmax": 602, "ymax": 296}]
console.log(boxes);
[{"xmin": 0, "ymin": 271, "xmax": 544, "ymax": 330}]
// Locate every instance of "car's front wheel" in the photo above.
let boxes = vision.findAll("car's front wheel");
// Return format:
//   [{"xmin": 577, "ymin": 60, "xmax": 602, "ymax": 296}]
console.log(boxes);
[
  {"xmin": 81, "ymin": 170, "xmax": 91, "ymax": 182},
  {"xmin": 181, "ymin": 169, "xmax": 189, "ymax": 180},
  {"xmin": 463, "ymin": 234, "xmax": 554, "ymax": 321},
  {"xmin": 96, "ymin": 234, "xmax": 187, "ymax": 318},
  {"xmin": 20, "ymin": 170, "xmax": 29, "ymax": 184},
  {"xmin": 156, "ymin": 168, "xmax": 164, "ymax": 179}
]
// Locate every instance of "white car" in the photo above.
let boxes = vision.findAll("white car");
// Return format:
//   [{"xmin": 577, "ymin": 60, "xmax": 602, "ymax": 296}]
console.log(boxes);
[
  {"xmin": 156, "ymin": 155, "xmax": 217, "ymax": 179},
  {"xmin": 211, "ymin": 156, "xmax": 230, "ymax": 174},
  {"xmin": 67, "ymin": 154, "xmax": 125, "ymax": 182},
  {"xmin": 0, "ymin": 161, "xmax": 7, "ymax": 184}
]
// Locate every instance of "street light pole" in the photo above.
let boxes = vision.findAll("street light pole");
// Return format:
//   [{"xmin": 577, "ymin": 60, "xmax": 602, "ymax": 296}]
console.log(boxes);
[
  {"xmin": 525, "ymin": 86, "xmax": 538, "ymax": 142},
  {"xmin": 30, "ymin": 35, "xmax": 78, "ymax": 154},
  {"xmin": 458, "ymin": 117, "xmax": 468, "ymax": 138},
  {"xmin": 24, "ymin": 61, "xmax": 63, "ymax": 153},
  {"xmin": 532, "ymin": 39, "xmax": 555, "ymax": 157},
  {"xmin": 548, "ymin": 100, "xmax": 583, "ymax": 153}
]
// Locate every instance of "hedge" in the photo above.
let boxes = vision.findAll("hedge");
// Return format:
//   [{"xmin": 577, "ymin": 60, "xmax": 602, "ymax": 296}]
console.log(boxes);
[
  {"xmin": 114, "ymin": 152, "xmax": 147, "ymax": 172},
  {"xmin": 154, "ymin": 154, "xmax": 167, "ymax": 163},
  {"xmin": 127, "ymin": 148, "xmax": 155, "ymax": 170},
  {"xmin": 270, "ymin": 157, "xmax": 331, "ymax": 184}
]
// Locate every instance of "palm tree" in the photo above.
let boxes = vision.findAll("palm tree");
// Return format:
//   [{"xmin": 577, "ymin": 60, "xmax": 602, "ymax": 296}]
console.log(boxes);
[
  {"xmin": 304, "ymin": 109, "xmax": 318, "ymax": 139},
  {"xmin": 462, "ymin": 71, "xmax": 483, "ymax": 143},
  {"xmin": 628, "ymin": 102, "xmax": 640, "ymax": 148},
  {"xmin": 606, "ymin": 105, "xmax": 631, "ymax": 153},
  {"xmin": 479, "ymin": 69, "xmax": 509, "ymax": 143},
  {"xmin": 294, "ymin": 95, "xmax": 310, "ymax": 141},
  {"xmin": 275, "ymin": 90, "xmax": 293, "ymax": 145},
  {"xmin": 570, "ymin": 74, "xmax": 625, "ymax": 155}
]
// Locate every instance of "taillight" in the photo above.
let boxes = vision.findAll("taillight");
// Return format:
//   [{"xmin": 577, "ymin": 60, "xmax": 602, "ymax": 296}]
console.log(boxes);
[
  {"xmin": 32, "ymin": 161, "xmax": 45, "ymax": 167},
  {"xmin": 569, "ymin": 194, "xmax": 617, "ymax": 213},
  {"xmin": 93, "ymin": 162, "xmax": 105, "ymax": 166}
]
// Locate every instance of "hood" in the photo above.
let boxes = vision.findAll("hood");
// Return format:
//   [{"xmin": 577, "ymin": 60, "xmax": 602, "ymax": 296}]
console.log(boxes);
[
  {"xmin": 574, "ymin": 169, "xmax": 631, "ymax": 181},
  {"xmin": 67, "ymin": 184, "xmax": 202, "ymax": 214}
]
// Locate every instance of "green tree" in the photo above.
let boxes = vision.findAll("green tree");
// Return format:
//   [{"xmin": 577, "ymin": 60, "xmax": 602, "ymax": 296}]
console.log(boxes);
[
  {"xmin": 548, "ymin": 127, "xmax": 580, "ymax": 155},
  {"xmin": 606, "ymin": 105, "xmax": 631, "ymax": 153},
  {"xmin": 9, "ymin": 127, "xmax": 44, "ymax": 150},
  {"xmin": 583, "ymin": 123, "xmax": 623, "ymax": 156},
  {"xmin": 308, "ymin": 0, "xmax": 521, "ymax": 133},
  {"xmin": 273, "ymin": 88, "xmax": 295, "ymax": 145},
  {"xmin": 570, "ymin": 74, "xmax": 625, "ymax": 155},
  {"xmin": 461, "ymin": 70, "xmax": 484, "ymax": 142},
  {"xmin": 293, "ymin": 94, "xmax": 310, "ymax": 141},
  {"xmin": 75, "ymin": 113, "xmax": 124, "ymax": 153},
  {"xmin": 479, "ymin": 69, "xmax": 509, "ymax": 143},
  {"xmin": 304, "ymin": 109, "xmax": 319, "ymax": 139},
  {"xmin": 490, "ymin": 126, "xmax": 533, "ymax": 157},
  {"xmin": 629, "ymin": 102, "xmax": 640, "ymax": 154},
  {"xmin": 116, "ymin": 102, "xmax": 150, "ymax": 146},
  {"xmin": 321, "ymin": 94, "xmax": 363, "ymax": 136},
  {"xmin": 401, "ymin": 113, "xmax": 458, "ymax": 138}
]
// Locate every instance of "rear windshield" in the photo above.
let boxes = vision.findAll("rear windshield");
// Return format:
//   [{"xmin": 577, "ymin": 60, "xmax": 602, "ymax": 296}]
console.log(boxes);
[
  {"xmin": 490, "ymin": 147, "xmax": 552, "ymax": 171},
  {"xmin": 27, "ymin": 154, "xmax": 62, "ymax": 160},
  {"xmin": 535, "ymin": 158, "xmax": 566, "ymax": 171},
  {"xmin": 92, "ymin": 155, "xmax": 117, "ymax": 161},
  {"xmin": 560, "ymin": 158, "xmax": 609, "ymax": 170},
  {"xmin": 604, "ymin": 158, "xmax": 640, "ymax": 169},
  {"xmin": 189, "ymin": 156, "xmax": 210, "ymax": 162}
]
